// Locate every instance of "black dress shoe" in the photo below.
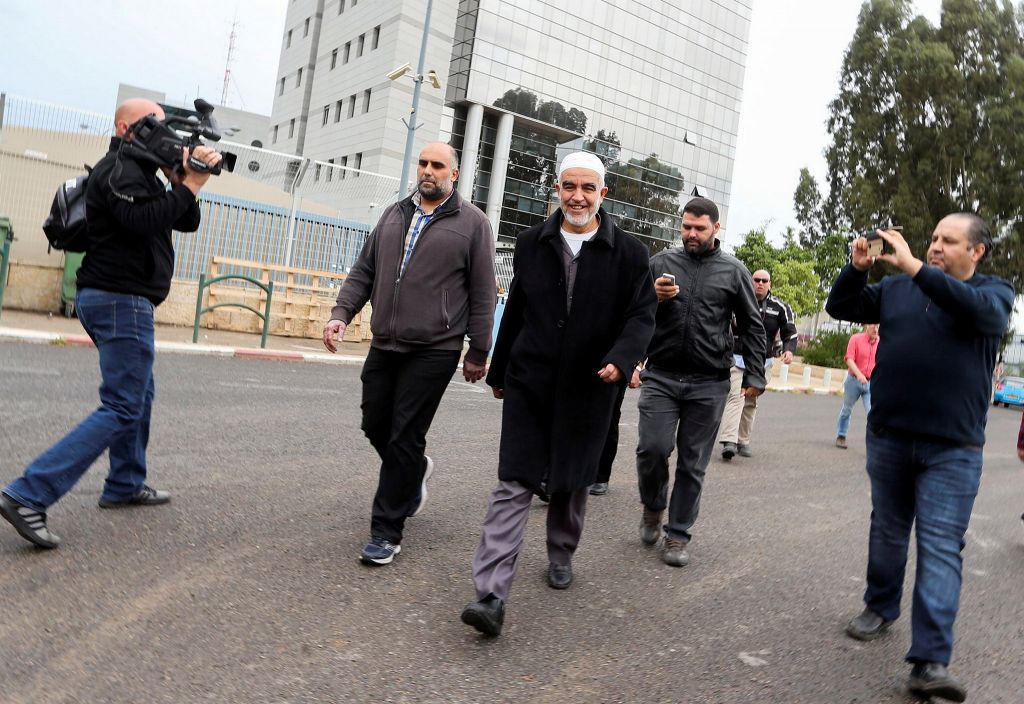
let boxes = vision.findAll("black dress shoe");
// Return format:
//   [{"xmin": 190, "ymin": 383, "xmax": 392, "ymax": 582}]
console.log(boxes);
[
  {"xmin": 908, "ymin": 662, "xmax": 967, "ymax": 702},
  {"xmin": 845, "ymin": 606, "xmax": 893, "ymax": 641},
  {"xmin": 547, "ymin": 563, "xmax": 573, "ymax": 589},
  {"xmin": 461, "ymin": 595, "xmax": 505, "ymax": 636}
]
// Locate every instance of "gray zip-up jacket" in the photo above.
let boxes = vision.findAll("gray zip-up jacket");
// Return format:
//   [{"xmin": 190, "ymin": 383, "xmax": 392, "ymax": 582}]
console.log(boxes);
[{"xmin": 330, "ymin": 190, "xmax": 497, "ymax": 364}]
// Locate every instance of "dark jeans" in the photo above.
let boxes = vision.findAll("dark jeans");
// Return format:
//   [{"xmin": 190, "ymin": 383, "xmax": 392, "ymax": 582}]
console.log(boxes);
[
  {"xmin": 635, "ymin": 369, "xmax": 731, "ymax": 542},
  {"xmin": 596, "ymin": 383, "xmax": 628, "ymax": 484},
  {"xmin": 360, "ymin": 346, "xmax": 460, "ymax": 543},
  {"xmin": 863, "ymin": 425, "xmax": 983, "ymax": 665},
  {"xmin": 4, "ymin": 288, "xmax": 156, "ymax": 511}
]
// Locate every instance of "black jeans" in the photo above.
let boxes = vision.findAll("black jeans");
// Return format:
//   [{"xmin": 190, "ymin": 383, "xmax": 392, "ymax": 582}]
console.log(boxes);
[
  {"xmin": 360, "ymin": 346, "xmax": 461, "ymax": 543},
  {"xmin": 595, "ymin": 383, "xmax": 628, "ymax": 484},
  {"xmin": 635, "ymin": 369, "xmax": 731, "ymax": 542}
]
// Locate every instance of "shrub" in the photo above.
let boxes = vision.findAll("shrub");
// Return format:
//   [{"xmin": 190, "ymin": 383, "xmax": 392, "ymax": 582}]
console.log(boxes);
[{"xmin": 800, "ymin": 330, "xmax": 851, "ymax": 368}]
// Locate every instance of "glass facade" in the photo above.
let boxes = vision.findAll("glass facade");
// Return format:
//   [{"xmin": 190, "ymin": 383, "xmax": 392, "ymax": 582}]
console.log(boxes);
[{"xmin": 445, "ymin": 0, "xmax": 752, "ymax": 250}]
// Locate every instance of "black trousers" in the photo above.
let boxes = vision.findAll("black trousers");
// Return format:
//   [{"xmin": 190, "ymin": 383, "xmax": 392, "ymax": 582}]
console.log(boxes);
[
  {"xmin": 360, "ymin": 346, "xmax": 461, "ymax": 543},
  {"xmin": 595, "ymin": 383, "xmax": 628, "ymax": 484}
]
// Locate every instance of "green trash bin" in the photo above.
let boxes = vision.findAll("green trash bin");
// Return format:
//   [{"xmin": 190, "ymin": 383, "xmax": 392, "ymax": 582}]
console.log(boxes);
[
  {"xmin": 61, "ymin": 251, "xmax": 85, "ymax": 317},
  {"xmin": 0, "ymin": 215, "xmax": 13, "ymax": 320}
]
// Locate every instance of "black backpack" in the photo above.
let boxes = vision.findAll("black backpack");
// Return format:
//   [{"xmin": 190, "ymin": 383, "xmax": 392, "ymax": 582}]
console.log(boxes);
[{"xmin": 42, "ymin": 166, "xmax": 92, "ymax": 253}]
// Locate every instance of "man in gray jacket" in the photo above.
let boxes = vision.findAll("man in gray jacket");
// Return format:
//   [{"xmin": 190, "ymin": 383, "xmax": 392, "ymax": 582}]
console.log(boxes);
[
  {"xmin": 636, "ymin": 197, "xmax": 766, "ymax": 567},
  {"xmin": 323, "ymin": 142, "xmax": 496, "ymax": 566}
]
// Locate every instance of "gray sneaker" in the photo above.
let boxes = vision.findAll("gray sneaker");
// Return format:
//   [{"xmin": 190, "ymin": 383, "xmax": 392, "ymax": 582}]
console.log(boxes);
[
  {"xmin": 639, "ymin": 508, "xmax": 663, "ymax": 546},
  {"xmin": 721, "ymin": 442, "xmax": 737, "ymax": 460},
  {"xmin": 737, "ymin": 444, "xmax": 752, "ymax": 458},
  {"xmin": 662, "ymin": 537, "xmax": 689, "ymax": 567},
  {"xmin": 0, "ymin": 493, "xmax": 61, "ymax": 549}
]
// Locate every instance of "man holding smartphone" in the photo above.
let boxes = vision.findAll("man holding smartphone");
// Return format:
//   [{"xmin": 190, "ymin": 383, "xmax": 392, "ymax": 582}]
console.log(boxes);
[
  {"xmin": 634, "ymin": 197, "xmax": 766, "ymax": 567},
  {"xmin": 827, "ymin": 214, "xmax": 1013, "ymax": 701}
]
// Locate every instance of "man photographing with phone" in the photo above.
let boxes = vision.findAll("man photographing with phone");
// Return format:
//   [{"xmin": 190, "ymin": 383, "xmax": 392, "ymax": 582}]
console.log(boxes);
[{"xmin": 826, "ymin": 215, "xmax": 1014, "ymax": 702}]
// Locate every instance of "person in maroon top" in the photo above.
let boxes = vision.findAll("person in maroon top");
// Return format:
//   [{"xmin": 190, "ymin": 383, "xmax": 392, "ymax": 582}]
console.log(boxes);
[{"xmin": 835, "ymin": 324, "xmax": 880, "ymax": 448}]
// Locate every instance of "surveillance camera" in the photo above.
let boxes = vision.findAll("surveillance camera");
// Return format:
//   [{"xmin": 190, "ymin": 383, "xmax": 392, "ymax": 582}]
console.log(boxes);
[
  {"xmin": 387, "ymin": 63, "xmax": 412, "ymax": 81},
  {"xmin": 427, "ymin": 70, "xmax": 442, "ymax": 90}
]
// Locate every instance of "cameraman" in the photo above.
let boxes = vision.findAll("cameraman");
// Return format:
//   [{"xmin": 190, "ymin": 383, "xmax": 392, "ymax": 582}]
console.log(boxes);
[
  {"xmin": 1, "ymin": 99, "xmax": 221, "ymax": 549},
  {"xmin": 826, "ymin": 214, "xmax": 1013, "ymax": 701}
]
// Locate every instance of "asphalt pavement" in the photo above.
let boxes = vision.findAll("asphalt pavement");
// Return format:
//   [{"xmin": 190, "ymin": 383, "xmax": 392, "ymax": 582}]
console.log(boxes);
[{"xmin": 0, "ymin": 340, "xmax": 1022, "ymax": 704}]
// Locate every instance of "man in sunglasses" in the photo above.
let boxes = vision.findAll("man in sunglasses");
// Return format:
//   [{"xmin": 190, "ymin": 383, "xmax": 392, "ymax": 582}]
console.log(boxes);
[{"xmin": 718, "ymin": 269, "xmax": 797, "ymax": 459}]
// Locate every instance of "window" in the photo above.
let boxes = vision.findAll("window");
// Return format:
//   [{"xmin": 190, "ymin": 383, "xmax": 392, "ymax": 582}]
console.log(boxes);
[
  {"xmin": 296, "ymin": 68, "xmax": 302, "ymax": 87},
  {"xmin": 288, "ymin": 118, "xmax": 295, "ymax": 138},
  {"xmin": 303, "ymin": 18, "xmax": 310, "ymax": 37},
  {"xmin": 338, "ymin": 0, "xmax": 345, "ymax": 14},
  {"xmin": 343, "ymin": 42, "xmax": 351, "ymax": 64},
  {"xmin": 331, "ymin": 48, "xmax": 338, "ymax": 69},
  {"xmin": 278, "ymin": 77, "xmax": 285, "ymax": 96},
  {"xmin": 372, "ymin": 25, "xmax": 380, "ymax": 50},
  {"xmin": 352, "ymin": 0, "xmax": 357, "ymax": 6},
  {"xmin": 334, "ymin": 99, "xmax": 343, "ymax": 122},
  {"xmin": 357, "ymin": 33, "xmax": 365, "ymax": 57},
  {"xmin": 272, "ymin": 125, "xmax": 279, "ymax": 144},
  {"xmin": 322, "ymin": 105, "xmax": 330, "ymax": 126},
  {"xmin": 286, "ymin": 29, "xmax": 292, "ymax": 48},
  {"xmin": 354, "ymin": 152, "xmax": 362, "ymax": 175},
  {"xmin": 340, "ymin": 155, "xmax": 348, "ymax": 180},
  {"xmin": 251, "ymin": 139, "xmax": 263, "ymax": 148},
  {"xmin": 315, "ymin": 163, "xmax": 322, "ymax": 181},
  {"xmin": 348, "ymin": 94, "xmax": 356, "ymax": 118},
  {"xmin": 327, "ymin": 158, "xmax": 335, "ymax": 182},
  {"xmin": 362, "ymin": 89, "xmax": 371, "ymax": 113}
]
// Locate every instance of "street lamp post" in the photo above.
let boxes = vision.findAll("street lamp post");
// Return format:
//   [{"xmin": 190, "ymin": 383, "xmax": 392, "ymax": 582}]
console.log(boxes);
[{"xmin": 396, "ymin": 0, "xmax": 436, "ymax": 196}]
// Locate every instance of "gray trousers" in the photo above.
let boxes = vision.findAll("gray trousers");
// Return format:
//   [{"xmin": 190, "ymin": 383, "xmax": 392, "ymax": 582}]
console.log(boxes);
[
  {"xmin": 471, "ymin": 480, "xmax": 589, "ymax": 602},
  {"xmin": 635, "ymin": 369, "xmax": 731, "ymax": 542}
]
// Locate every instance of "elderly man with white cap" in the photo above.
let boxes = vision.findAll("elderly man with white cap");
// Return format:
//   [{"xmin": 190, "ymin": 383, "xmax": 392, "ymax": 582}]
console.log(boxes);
[{"xmin": 460, "ymin": 151, "xmax": 657, "ymax": 637}]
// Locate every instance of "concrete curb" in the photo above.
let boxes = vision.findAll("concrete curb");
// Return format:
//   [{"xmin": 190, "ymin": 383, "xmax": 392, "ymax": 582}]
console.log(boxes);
[
  {"xmin": 0, "ymin": 326, "xmax": 367, "ymax": 367},
  {"xmin": 0, "ymin": 326, "xmax": 847, "ymax": 388}
]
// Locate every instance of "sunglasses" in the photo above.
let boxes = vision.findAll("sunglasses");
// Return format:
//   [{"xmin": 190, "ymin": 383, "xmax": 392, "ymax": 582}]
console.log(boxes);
[{"xmin": 753, "ymin": 278, "xmax": 770, "ymax": 283}]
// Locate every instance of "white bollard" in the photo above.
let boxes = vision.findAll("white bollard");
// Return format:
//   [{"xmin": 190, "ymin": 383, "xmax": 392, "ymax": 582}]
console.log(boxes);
[
  {"xmin": 779, "ymin": 363, "xmax": 790, "ymax": 385},
  {"xmin": 823, "ymin": 369, "xmax": 833, "ymax": 389},
  {"xmin": 802, "ymin": 366, "xmax": 812, "ymax": 387}
]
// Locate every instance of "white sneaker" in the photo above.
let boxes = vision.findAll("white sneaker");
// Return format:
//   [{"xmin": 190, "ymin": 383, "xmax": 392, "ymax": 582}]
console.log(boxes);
[{"xmin": 409, "ymin": 455, "xmax": 434, "ymax": 517}]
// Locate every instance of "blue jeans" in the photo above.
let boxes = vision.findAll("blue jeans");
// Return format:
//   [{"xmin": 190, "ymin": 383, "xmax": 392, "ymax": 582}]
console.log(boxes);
[
  {"xmin": 4, "ymin": 288, "xmax": 156, "ymax": 511},
  {"xmin": 862, "ymin": 425, "xmax": 983, "ymax": 665},
  {"xmin": 836, "ymin": 374, "xmax": 870, "ymax": 438}
]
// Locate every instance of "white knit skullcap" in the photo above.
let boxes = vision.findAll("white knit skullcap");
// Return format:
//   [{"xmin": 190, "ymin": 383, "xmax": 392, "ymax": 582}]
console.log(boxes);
[{"xmin": 558, "ymin": 152, "xmax": 605, "ymax": 182}]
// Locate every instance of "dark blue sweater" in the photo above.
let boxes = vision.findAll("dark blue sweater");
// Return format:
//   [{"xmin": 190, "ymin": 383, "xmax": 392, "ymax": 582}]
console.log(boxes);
[{"xmin": 826, "ymin": 264, "xmax": 1014, "ymax": 446}]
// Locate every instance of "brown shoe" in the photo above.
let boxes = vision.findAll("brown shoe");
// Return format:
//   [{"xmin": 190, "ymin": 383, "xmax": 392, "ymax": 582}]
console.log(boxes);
[
  {"xmin": 835, "ymin": 436, "xmax": 847, "ymax": 449},
  {"xmin": 662, "ymin": 537, "xmax": 690, "ymax": 567},
  {"xmin": 639, "ymin": 509, "xmax": 663, "ymax": 546}
]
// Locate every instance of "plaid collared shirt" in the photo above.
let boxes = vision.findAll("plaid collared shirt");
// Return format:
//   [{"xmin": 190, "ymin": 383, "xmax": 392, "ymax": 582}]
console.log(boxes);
[{"xmin": 400, "ymin": 191, "xmax": 453, "ymax": 276}]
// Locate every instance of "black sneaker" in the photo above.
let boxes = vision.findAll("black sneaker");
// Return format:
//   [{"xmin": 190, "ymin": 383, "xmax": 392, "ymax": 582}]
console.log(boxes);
[
  {"xmin": 0, "ymin": 493, "xmax": 61, "ymax": 548},
  {"xmin": 360, "ymin": 536, "xmax": 401, "ymax": 565},
  {"xmin": 589, "ymin": 482, "xmax": 609, "ymax": 496},
  {"xmin": 845, "ymin": 606, "xmax": 893, "ymax": 641},
  {"xmin": 98, "ymin": 485, "xmax": 171, "ymax": 508},
  {"xmin": 721, "ymin": 442, "xmax": 737, "ymax": 460},
  {"xmin": 908, "ymin": 662, "xmax": 967, "ymax": 702},
  {"xmin": 408, "ymin": 455, "xmax": 434, "ymax": 517}
]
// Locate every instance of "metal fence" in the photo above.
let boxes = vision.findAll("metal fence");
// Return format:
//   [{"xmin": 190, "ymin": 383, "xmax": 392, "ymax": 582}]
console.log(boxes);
[{"xmin": 0, "ymin": 94, "xmax": 401, "ymax": 281}]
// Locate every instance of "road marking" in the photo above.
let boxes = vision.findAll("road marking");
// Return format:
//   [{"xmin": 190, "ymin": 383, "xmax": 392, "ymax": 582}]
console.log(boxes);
[
  {"xmin": 738, "ymin": 651, "xmax": 770, "ymax": 667},
  {"xmin": 216, "ymin": 381, "xmax": 333, "ymax": 394},
  {"xmin": 965, "ymin": 527, "xmax": 995, "ymax": 550},
  {"xmin": 450, "ymin": 382, "xmax": 486, "ymax": 394}
]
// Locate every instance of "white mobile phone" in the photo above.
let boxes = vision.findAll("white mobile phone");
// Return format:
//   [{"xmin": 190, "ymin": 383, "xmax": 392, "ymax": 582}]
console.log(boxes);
[{"xmin": 661, "ymin": 273, "xmax": 676, "ymax": 285}]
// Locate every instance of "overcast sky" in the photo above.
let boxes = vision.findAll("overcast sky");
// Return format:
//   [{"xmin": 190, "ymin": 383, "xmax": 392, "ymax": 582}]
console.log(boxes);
[{"xmin": 0, "ymin": 0, "xmax": 944, "ymax": 240}]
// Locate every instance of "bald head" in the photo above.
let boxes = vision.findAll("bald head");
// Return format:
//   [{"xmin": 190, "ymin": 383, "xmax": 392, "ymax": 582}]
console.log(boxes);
[
  {"xmin": 421, "ymin": 141, "xmax": 459, "ymax": 170},
  {"xmin": 114, "ymin": 98, "xmax": 164, "ymax": 138},
  {"xmin": 752, "ymin": 269, "xmax": 771, "ymax": 300}
]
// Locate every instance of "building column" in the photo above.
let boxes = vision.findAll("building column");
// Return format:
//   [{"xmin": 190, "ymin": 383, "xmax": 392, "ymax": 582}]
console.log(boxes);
[
  {"xmin": 457, "ymin": 103, "xmax": 484, "ymax": 202},
  {"xmin": 485, "ymin": 111, "xmax": 514, "ymax": 240}
]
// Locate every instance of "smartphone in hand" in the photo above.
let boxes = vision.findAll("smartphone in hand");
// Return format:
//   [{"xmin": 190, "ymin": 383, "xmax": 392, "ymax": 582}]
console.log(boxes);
[{"xmin": 660, "ymin": 273, "xmax": 676, "ymax": 285}]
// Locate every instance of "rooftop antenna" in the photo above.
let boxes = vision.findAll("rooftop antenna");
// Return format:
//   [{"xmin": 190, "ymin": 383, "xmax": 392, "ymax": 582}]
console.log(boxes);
[{"xmin": 221, "ymin": 15, "xmax": 239, "ymax": 106}]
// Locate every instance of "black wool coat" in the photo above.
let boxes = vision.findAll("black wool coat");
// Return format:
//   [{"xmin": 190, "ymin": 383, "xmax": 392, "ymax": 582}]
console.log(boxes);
[{"xmin": 485, "ymin": 208, "xmax": 657, "ymax": 494}]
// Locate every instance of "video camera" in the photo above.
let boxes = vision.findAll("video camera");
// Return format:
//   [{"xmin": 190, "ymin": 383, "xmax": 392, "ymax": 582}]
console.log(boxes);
[{"xmin": 121, "ymin": 98, "xmax": 237, "ymax": 176}]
